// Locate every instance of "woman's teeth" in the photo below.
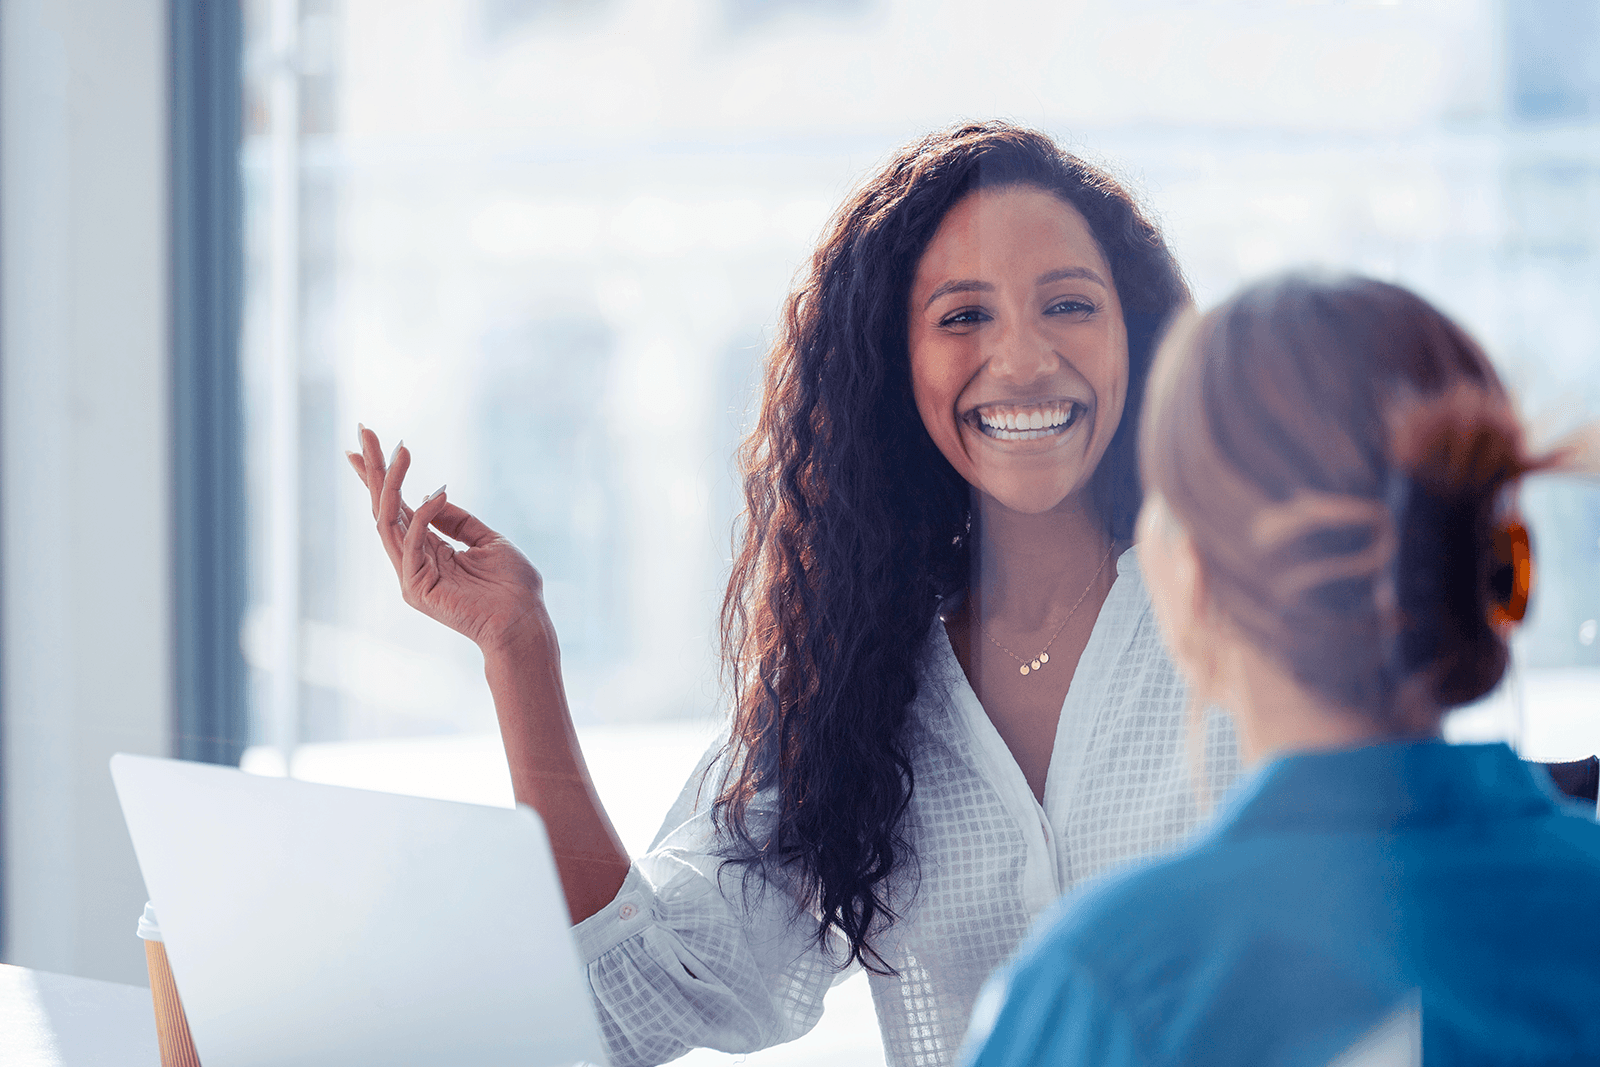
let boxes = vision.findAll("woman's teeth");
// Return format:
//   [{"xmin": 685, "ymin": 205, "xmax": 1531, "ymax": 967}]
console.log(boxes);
[{"xmin": 973, "ymin": 404, "xmax": 1079, "ymax": 441}]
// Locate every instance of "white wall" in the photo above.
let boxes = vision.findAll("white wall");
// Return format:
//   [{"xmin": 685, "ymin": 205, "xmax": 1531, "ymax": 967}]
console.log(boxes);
[{"xmin": 1, "ymin": 0, "xmax": 172, "ymax": 985}]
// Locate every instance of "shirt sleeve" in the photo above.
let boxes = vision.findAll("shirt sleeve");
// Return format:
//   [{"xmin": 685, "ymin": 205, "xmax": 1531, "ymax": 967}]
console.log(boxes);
[{"xmin": 570, "ymin": 745, "xmax": 845, "ymax": 1066}]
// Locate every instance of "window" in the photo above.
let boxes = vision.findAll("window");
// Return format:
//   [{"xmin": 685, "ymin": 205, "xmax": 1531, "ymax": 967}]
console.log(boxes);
[{"xmin": 234, "ymin": 2, "xmax": 1600, "ymax": 1057}]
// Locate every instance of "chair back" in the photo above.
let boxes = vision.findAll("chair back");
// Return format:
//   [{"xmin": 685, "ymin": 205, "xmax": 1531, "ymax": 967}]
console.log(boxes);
[{"xmin": 1535, "ymin": 756, "xmax": 1599, "ymax": 808}]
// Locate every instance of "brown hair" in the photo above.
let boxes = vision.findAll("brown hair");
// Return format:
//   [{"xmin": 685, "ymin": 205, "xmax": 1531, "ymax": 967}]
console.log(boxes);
[
  {"xmin": 718, "ymin": 121, "xmax": 1189, "ymax": 972},
  {"xmin": 1141, "ymin": 273, "xmax": 1543, "ymax": 730}
]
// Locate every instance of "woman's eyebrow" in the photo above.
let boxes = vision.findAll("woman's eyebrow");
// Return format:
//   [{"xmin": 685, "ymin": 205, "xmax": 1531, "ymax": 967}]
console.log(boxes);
[
  {"xmin": 1036, "ymin": 266, "xmax": 1108, "ymax": 288},
  {"xmin": 923, "ymin": 267, "xmax": 1108, "ymax": 310},
  {"xmin": 928, "ymin": 265, "xmax": 1113, "ymax": 308},
  {"xmin": 923, "ymin": 278, "xmax": 993, "ymax": 310}
]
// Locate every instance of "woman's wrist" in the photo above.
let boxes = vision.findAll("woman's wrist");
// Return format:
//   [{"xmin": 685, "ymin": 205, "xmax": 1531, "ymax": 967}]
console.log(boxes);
[
  {"xmin": 478, "ymin": 603, "xmax": 559, "ymax": 665},
  {"xmin": 479, "ymin": 612, "xmax": 582, "ymax": 779}
]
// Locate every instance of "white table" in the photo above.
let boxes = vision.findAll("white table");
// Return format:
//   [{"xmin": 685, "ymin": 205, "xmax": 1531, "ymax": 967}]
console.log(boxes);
[{"xmin": 0, "ymin": 964, "xmax": 159, "ymax": 1066}]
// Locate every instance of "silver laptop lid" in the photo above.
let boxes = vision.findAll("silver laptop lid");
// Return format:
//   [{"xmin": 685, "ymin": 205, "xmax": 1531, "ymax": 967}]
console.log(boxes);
[{"xmin": 111, "ymin": 753, "xmax": 606, "ymax": 1067}]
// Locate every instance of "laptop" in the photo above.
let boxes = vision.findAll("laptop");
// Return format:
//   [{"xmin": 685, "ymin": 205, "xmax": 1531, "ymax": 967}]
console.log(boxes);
[{"xmin": 111, "ymin": 753, "xmax": 607, "ymax": 1067}]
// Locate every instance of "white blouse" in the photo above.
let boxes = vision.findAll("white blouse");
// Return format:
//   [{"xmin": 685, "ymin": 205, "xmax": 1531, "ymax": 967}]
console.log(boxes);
[{"xmin": 573, "ymin": 552, "xmax": 1240, "ymax": 1066}]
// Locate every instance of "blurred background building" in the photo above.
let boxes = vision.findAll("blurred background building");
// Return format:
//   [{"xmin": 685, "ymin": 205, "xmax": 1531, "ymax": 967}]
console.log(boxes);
[{"xmin": 3, "ymin": 1, "xmax": 1597, "ymax": 1061}]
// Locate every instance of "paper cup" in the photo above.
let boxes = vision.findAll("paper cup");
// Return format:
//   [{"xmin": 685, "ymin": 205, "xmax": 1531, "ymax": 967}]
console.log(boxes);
[{"xmin": 138, "ymin": 904, "xmax": 203, "ymax": 1067}]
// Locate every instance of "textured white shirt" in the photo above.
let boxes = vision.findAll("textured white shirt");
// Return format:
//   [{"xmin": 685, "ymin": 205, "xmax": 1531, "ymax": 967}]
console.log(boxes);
[{"xmin": 574, "ymin": 551, "xmax": 1241, "ymax": 1067}]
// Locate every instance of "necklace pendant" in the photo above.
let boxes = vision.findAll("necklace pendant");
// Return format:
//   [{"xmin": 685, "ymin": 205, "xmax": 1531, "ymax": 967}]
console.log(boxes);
[{"xmin": 976, "ymin": 541, "xmax": 1116, "ymax": 684}]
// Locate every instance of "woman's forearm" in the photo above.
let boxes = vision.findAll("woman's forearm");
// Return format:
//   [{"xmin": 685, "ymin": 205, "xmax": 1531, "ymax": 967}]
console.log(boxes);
[{"xmin": 482, "ymin": 623, "xmax": 631, "ymax": 924}]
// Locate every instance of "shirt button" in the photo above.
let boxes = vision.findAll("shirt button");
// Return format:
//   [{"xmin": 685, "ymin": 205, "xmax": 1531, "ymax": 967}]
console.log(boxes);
[{"xmin": 618, "ymin": 902, "xmax": 638, "ymax": 921}]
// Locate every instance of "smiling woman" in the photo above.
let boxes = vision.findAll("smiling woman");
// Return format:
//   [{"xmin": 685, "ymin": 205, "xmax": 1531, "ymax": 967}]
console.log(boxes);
[
  {"xmin": 908, "ymin": 186, "xmax": 1134, "ymax": 797},
  {"xmin": 910, "ymin": 189, "xmax": 1127, "ymax": 518},
  {"xmin": 349, "ymin": 121, "xmax": 1238, "ymax": 1067}
]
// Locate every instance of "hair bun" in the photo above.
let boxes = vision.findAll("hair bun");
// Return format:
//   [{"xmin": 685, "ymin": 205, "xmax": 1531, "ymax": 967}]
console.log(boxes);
[{"xmin": 1384, "ymin": 385, "xmax": 1534, "ymax": 707}]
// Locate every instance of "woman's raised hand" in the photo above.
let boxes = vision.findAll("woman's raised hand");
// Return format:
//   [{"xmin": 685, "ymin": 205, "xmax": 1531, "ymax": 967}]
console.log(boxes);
[
  {"xmin": 349, "ymin": 426, "xmax": 630, "ymax": 920},
  {"xmin": 347, "ymin": 425, "xmax": 551, "ymax": 656}
]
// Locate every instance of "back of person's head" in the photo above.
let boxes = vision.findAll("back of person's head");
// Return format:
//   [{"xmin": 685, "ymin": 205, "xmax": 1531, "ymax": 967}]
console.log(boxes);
[{"xmin": 1140, "ymin": 272, "xmax": 1541, "ymax": 732}]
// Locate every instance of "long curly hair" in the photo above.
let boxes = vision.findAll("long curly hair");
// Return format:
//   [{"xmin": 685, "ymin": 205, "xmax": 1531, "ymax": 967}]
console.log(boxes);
[{"xmin": 715, "ymin": 121, "xmax": 1189, "ymax": 972}]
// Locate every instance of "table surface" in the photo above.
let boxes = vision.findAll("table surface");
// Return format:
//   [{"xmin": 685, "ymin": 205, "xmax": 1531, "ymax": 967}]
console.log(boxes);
[{"xmin": 0, "ymin": 964, "xmax": 159, "ymax": 1067}]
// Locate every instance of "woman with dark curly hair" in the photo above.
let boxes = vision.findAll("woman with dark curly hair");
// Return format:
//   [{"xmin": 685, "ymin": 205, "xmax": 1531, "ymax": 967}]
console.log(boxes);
[{"xmin": 349, "ymin": 121, "xmax": 1238, "ymax": 1065}]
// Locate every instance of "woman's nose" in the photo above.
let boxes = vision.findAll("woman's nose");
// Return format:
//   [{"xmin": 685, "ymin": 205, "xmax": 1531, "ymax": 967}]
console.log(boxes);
[{"xmin": 984, "ymin": 321, "xmax": 1057, "ymax": 386}]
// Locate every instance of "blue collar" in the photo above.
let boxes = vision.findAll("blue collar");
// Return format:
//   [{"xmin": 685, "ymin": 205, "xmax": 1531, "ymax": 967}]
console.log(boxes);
[{"xmin": 1212, "ymin": 740, "xmax": 1559, "ymax": 839}]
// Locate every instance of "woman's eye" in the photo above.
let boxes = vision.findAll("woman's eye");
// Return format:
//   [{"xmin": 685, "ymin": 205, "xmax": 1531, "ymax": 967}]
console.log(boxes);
[
  {"xmin": 938, "ymin": 308, "xmax": 990, "ymax": 328},
  {"xmin": 1046, "ymin": 298, "xmax": 1097, "ymax": 317}
]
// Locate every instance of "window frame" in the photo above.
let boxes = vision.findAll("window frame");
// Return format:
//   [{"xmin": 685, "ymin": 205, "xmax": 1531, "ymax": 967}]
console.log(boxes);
[{"xmin": 171, "ymin": 0, "xmax": 248, "ymax": 766}]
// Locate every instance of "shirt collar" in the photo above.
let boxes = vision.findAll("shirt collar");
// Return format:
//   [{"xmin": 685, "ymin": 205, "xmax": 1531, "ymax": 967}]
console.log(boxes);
[{"xmin": 1211, "ymin": 740, "xmax": 1559, "ymax": 839}]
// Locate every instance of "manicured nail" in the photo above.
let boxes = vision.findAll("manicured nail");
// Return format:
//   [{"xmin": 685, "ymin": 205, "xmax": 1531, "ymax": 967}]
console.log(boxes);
[
  {"xmin": 357, "ymin": 422, "xmax": 367, "ymax": 448},
  {"xmin": 344, "ymin": 450, "xmax": 359, "ymax": 463},
  {"xmin": 424, "ymin": 484, "xmax": 446, "ymax": 503},
  {"xmin": 388, "ymin": 440, "xmax": 403, "ymax": 466}
]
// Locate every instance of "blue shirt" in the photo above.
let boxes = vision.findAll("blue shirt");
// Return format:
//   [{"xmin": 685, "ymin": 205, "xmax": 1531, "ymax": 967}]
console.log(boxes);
[{"xmin": 964, "ymin": 741, "xmax": 1600, "ymax": 1066}]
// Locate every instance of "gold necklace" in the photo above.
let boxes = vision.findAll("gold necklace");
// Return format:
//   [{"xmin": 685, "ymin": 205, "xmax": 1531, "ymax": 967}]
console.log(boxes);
[{"xmin": 977, "ymin": 542, "xmax": 1116, "ymax": 677}]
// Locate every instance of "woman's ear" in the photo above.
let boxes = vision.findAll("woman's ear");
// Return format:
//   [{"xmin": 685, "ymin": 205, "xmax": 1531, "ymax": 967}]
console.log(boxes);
[
  {"xmin": 1167, "ymin": 530, "xmax": 1242, "ymax": 721},
  {"xmin": 1137, "ymin": 496, "xmax": 1216, "ymax": 690}
]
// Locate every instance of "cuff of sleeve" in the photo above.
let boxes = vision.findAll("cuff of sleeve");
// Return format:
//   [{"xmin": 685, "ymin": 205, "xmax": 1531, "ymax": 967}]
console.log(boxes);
[
  {"xmin": 573, "ymin": 864, "xmax": 654, "ymax": 962},
  {"xmin": 137, "ymin": 901, "xmax": 162, "ymax": 942}
]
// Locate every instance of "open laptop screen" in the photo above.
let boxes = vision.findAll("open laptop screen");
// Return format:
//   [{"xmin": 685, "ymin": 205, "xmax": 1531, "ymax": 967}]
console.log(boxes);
[{"xmin": 112, "ymin": 753, "xmax": 605, "ymax": 1067}]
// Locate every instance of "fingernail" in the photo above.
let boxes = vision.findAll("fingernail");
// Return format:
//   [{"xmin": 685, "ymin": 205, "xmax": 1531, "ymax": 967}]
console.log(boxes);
[
  {"xmin": 344, "ymin": 450, "xmax": 359, "ymax": 463},
  {"xmin": 357, "ymin": 422, "xmax": 367, "ymax": 447},
  {"xmin": 424, "ymin": 484, "xmax": 446, "ymax": 503},
  {"xmin": 388, "ymin": 440, "xmax": 403, "ymax": 466}
]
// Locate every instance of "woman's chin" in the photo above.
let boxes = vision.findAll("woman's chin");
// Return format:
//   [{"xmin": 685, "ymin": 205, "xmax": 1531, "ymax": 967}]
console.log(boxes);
[
  {"xmin": 954, "ymin": 422, "xmax": 1106, "ymax": 519},
  {"xmin": 973, "ymin": 477, "xmax": 1091, "ymax": 518}
]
